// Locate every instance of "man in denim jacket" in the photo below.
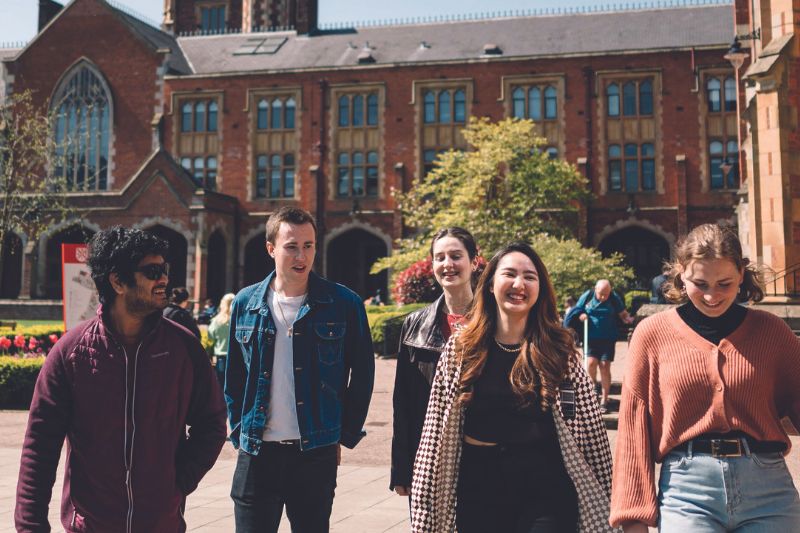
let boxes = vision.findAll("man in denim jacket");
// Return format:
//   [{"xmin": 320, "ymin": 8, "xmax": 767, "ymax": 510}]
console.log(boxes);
[{"xmin": 225, "ymin": 206, "xmax": 375, "ymax": 532}]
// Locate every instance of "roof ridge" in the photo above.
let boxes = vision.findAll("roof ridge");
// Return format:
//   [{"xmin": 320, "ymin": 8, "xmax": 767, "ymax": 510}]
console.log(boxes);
[{"xmin": 317, "ymin": 0, "xmax": 732, "ymax": 31}]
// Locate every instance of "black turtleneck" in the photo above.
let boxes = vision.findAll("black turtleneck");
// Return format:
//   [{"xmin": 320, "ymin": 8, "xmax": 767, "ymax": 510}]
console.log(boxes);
[{"xmin": 676, "ymin": 300, "xmax": 747, "ymax": 345}]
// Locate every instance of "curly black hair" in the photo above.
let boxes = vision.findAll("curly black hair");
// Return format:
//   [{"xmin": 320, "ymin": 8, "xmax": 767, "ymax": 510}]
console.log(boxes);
[{"xmin": 87, "ymin": 226, "xmax": 169, "ymax": 306}]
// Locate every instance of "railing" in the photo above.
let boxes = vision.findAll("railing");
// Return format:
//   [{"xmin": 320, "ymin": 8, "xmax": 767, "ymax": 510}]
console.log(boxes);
[{"xmin": 763, "ymin": 262, "xmax": 800, "ymax": 297}]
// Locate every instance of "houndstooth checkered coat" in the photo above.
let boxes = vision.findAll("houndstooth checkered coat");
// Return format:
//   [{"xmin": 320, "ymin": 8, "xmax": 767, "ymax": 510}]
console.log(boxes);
[{"xmin": 410, "ymin": 335, "xmax": 619, "ymax": 533}]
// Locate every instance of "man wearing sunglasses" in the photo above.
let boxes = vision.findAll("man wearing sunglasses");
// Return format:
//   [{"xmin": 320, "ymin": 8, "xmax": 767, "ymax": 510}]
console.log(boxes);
[
  {"xmin": 226, "ymin": 206, "xmax": 375, "ymax": 532},
  {"xmin": 16, "ymin": 226, "xmax": 226, "ymax": 533}
]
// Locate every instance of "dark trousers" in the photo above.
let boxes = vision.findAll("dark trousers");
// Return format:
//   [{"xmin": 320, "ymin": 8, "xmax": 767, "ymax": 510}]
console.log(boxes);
[
  {"xmin": 230, "ymin": 442, "xmax": 338, "ymax": 533},
  {"xmin": 456, "ymin": 441, "xmax": 579, "ymax": 533}
]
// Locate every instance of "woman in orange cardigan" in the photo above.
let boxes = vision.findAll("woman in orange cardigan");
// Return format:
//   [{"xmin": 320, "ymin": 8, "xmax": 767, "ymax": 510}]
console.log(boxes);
[{"xmin": 610, "ymin": 223, "xmax": 800, "ymax": 532}]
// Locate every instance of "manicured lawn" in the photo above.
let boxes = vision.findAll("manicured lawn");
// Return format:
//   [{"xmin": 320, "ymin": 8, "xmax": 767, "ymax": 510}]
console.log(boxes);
[{"xmin": 9, "ymin": 320, "xmax": 63, "ymax": 329}]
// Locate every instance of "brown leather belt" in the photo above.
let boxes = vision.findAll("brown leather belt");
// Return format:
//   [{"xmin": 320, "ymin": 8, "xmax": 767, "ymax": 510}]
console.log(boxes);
[{"xmin": 674, "ymin": 437, "xmax": 785, "ymax": 458}]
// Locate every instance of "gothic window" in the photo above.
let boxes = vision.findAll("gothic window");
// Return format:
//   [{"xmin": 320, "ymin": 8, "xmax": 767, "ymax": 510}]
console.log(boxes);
[{"xmin": 52, "ymin": 62, "xmax": 112, "ymax": 191}]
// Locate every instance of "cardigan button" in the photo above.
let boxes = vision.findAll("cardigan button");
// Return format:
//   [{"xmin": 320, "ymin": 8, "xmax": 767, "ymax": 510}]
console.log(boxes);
[{"xmin": 715, "ymin": 385, "xmax": 723, "ymax": 392}]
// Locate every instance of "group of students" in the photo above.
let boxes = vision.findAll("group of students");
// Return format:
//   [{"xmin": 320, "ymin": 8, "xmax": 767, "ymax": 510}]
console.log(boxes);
[{"xmin": 392, "ymin": 224, "xmax": 800, "ymax": 532}]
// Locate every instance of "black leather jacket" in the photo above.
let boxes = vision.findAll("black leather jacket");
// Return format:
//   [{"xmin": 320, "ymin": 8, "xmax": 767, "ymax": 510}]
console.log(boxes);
[{"xmin": 390, "ymin": 295, "xmax": 447, "ymax": 490}]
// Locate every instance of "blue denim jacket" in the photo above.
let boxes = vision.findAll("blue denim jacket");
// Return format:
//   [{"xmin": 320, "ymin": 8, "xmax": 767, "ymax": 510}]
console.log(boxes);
[{"xmin": 225, "ymin": 271, "xmax": 375, "ymax": 454}]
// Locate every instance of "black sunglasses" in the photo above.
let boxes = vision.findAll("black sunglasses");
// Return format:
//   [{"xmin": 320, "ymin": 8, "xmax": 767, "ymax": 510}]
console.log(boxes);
[{"xmin": 134, "ymin": 262, "xmax": 170, "ymax": 281}]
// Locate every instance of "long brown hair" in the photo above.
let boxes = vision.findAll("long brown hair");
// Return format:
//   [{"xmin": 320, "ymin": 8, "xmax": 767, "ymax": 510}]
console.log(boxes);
[
  {"xmin": 662, "ymin": 223, "xmax": 764, "ymax": 303},
  {"xmin": 457, "ymin": 242, "xmax": 577, "ymax": 410}
]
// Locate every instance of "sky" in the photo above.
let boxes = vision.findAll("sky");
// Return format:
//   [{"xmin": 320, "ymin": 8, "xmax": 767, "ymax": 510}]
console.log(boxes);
[{"xmin": 0, "ymin": 0, "xmax": 637, "ymax": 45}]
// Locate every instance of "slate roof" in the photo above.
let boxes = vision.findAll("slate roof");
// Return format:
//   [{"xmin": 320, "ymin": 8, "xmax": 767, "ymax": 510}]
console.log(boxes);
[
  {"xmin": 176, "ymin": 3, "xmax": 734, "ymax": 76},
  {"xmin": 108, "ymin": 5, "xmax": 191, "ymax": 74}
]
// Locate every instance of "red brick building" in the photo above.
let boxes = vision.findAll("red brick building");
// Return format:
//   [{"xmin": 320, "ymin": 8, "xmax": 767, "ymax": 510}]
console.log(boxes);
[{"xmin": 1, "ymin": 0, "xmax": 740, "ymax": 304}]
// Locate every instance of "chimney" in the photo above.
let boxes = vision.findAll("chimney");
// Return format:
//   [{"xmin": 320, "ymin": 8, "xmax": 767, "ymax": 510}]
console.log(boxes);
[{"xmin": 38, "ymin": 0, "xmax": 63, "ymax": 32}]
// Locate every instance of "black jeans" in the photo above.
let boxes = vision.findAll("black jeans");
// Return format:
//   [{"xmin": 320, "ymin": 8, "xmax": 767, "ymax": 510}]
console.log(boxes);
[
  {"xmin": 230, "ymin": 442, "xmax": 338, "ymax": 533},
  {"xmin": 456, "ymin": 441, "xmax": 578, "ymax": 533}
]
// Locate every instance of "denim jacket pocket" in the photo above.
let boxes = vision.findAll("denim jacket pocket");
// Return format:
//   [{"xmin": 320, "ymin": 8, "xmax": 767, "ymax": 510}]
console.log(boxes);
[
  {"xmin": 234, "ymin": 327, "xmax": 255, "ymax": 365},
  {"xmin": 314, "ymin": 322, "xmax": 346, "ymax": 365}
]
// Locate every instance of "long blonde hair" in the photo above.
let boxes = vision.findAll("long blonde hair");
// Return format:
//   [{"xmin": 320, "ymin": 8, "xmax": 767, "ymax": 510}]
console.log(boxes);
[{"xmin": 211, "ymin": 293, "xmax": 235, "ymax": 327}]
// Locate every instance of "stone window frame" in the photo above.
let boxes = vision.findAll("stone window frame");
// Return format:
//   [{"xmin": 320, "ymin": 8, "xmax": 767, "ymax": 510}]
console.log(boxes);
[
  {"xmin": 169, "ymin": 90, "xmax": 224, "ymax": 191},
  {"xmin": 245, "ymin": 87, "xmax": 302, "ymax": 201},
  {"xmin": 595, "ymin": 69, "xmax": 663, "ymax": 196},
  {"xmin": 697, "ymin": 67, "xmax": 739, "ymax": 192},
  {"xmin": 412, "ymin": 79, "xmax": 473, "ymax": 182},
  {"xmin": 500, "ymin": 74, "xmax": 566, "ymax": 159},
  {"xmin": 329, "ymin": 83, "xmax": 386, "ymax": 200}
]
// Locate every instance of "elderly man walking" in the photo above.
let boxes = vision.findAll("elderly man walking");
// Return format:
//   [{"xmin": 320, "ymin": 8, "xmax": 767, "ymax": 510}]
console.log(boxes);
[{"xmin": 576, "ymin": 279, "xmax": 633, "ymax": 414}]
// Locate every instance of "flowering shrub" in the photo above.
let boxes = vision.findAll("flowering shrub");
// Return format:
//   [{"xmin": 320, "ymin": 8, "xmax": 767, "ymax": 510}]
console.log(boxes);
[
  {"xmin": 392, "ymin": 256, "xmax": 487, "ymax": 305},
  {"xmin": 0, "ymin": 331, "xmax": 60, "ymax": 357}
]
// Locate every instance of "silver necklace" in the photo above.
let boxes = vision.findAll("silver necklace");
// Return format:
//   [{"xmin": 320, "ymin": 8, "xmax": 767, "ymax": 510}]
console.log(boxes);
[
  {"xmin": 494, "ymin": 338, "xmax": 522, "ymax": 353},
  {"xmin": 273, "ymin": 292, "xmax": 295, "ymax": 337}
]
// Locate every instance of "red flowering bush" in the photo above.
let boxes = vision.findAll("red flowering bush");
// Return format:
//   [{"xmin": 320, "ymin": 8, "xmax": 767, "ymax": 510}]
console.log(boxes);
[{"xmin": 392, "ymin": 256, "xmax": 487, "ymax": 305}]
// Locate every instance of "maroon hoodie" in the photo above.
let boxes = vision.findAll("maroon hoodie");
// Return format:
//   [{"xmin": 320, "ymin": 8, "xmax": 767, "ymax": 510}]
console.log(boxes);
[{"xmin": 15, "ymin": 308, "xmax": 227, "ymax": 533}]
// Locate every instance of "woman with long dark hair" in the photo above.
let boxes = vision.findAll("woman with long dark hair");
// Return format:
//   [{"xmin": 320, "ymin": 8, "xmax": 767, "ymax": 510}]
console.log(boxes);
[
  {"xmin": 411, "ymin": 242, "xmax": 616, "ymax": 533},
  {"xmin": 611, "ymin": 224, "xmax": 800, "ymax": 532},
  {"xmin": 391, "ymin": 227, "xmax": 479, "ymax": 497}
]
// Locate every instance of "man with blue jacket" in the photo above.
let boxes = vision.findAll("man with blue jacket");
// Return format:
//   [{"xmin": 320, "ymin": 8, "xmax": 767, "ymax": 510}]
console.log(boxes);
[{"xmin": 226, "ymin": 206, "xmax": 375, "ymax": 533}]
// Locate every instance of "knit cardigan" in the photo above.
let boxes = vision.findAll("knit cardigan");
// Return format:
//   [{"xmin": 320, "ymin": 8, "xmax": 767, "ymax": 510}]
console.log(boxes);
[
  {"xmin": 411, "ymin": 333, "xmax": 618, "ymax": 533},
  {"xmin": 610, "ymin": 308, "xmax": 800, "ymax": 527}
]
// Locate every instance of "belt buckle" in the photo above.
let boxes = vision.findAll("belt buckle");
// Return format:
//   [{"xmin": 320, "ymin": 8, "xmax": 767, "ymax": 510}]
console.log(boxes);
[{"xmin": 711, "ymin": 438, "xmax": 742, "ymax": 458}]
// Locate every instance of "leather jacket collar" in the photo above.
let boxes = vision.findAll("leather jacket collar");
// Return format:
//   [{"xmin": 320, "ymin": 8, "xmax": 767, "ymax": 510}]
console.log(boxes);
[{"xmin": 402, "ymin": 294, "xmax": 447, "ymax": 352}]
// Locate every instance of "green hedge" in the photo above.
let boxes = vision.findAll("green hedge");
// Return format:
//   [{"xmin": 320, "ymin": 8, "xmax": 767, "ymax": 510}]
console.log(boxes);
[
  {"xmin": 0, "ymin": 356, "xmax": 44, "ymax": 409},
  {"xmin": 366, "ymin": 304, "xmax": 427, "ymax": 356}
]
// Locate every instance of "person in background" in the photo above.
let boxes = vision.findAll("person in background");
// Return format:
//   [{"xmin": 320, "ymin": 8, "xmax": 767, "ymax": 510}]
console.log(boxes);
[
  {"xmin": 412, "ymin": 242, "xmax": 615, "ymax": 533},
  {"xmin": 650, "ymin": 265, "xmax": 669, "ymax": 304},
  {"xmin": 15, "ymin": 226, "xmax": 225, "ymax": 532},
  {"xmin": 575, "ymin": 280, "xmax": 633, "ymax": 414},
  {"xmin": 390, "ymin": 227, "xmax": 480, "ymax": 498},
  {"xmin": 197, "ymin": 298, "xmax": 218, "ymax": 325},
  {"xmin": 163, "ymin": 286, "xmax": 201, "ymax": 338},
  {"xmin": 208, "ymin": 293, "xmax": 235, "ymax": 389},
  {"xmin": 611, "ymin": 224, "xmax": 800, "ymax": 532}
]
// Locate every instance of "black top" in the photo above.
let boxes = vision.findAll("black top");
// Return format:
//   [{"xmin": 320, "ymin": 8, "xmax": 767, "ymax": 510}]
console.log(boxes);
[
  {"xmin": 463, "ymin": 341, "xmax": 558, "ymax": 445},
  {"xmin": 163, "ymin": 304, "xmax": 202, "ymax": 339},
  {"xmin": 676, "ymin": 300, "xmax": 747, "ymax": 345}
]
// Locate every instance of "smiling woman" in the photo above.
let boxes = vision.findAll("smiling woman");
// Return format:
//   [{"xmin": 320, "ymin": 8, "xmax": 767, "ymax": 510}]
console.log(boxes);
[{"xmin": 611, "ymin": 224, "xmax": 800, "ymax": 532}]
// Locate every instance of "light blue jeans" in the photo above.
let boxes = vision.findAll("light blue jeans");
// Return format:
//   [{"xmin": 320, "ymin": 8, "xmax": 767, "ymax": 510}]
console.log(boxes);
[{"xmin": 658, "ymin": 442, "xmax": 800, "ymax": 532}]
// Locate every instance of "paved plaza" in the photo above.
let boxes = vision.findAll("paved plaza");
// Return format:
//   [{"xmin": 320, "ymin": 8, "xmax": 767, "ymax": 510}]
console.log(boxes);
[{"xmin": 1, "ymin": 343, "xmax": 799, "ymax": 531}]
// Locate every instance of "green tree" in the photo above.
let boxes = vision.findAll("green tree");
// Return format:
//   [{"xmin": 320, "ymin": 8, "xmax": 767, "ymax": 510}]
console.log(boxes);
[
  {"xmin": 373, "ymin": 117, "xmax": 633, "ymax": 299},
  {"xmin": 0, "ymin": 91, "xmax": 72, "ymax": 287}
]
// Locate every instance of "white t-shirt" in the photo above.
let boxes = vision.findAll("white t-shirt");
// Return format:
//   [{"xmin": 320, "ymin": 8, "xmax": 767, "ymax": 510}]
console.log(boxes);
[{"xmin": 261, "ymin": 289, "xmax": 305, "ymax": 442}]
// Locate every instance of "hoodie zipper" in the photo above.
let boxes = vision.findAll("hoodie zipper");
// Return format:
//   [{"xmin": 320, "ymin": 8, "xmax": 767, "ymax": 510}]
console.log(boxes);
[{"xmin": 122, "ymin": 342, "xmax": 142, "ymax": 533}]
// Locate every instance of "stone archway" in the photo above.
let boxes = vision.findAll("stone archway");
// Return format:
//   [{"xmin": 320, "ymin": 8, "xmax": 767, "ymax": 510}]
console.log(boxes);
[
  {"xmin": 206, "ymin": 230, "xmax": 227, "ymax": 303},
  {"xmin": 243, "ymin": 233, "xmax": 275, "ymax": 288},
  {"xmin": 326, "ymin": 228, "xmax": 388, "ymax": 300},
  {"xmin": 1, "ymin": 232, "xmax": 23, "ymax": 299},
  {"xmin": 146, "ymin": 225, "xmax": 188, "ymax": 292},
  {"xmin": 598, "ymin": 226, "xmax": 670, "ymax": 288},
  {"xmin": 44, "ymin": 225, "xmax": 95, "ymax": 299}
]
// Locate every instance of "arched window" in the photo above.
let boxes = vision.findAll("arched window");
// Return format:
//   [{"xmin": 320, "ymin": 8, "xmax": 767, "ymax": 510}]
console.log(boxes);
[
  {"xmin": 285, "ymin": 98, "xmax": 296, "ymax": 129},
  {"xmin": 353, "ymin": 95, "xmax": 364, "ymax": 126},
  {"xmin": 623, "ymin": 82, "xmax": 636, "ymax": 116},
  {"xmin": 607, "ymin": 83, "xmax": 620, "ymax": 117},
  {"xmin": 52, "ymin": 62, "xmax": 112, "ymax": 190},
  {"xmin": 639, "ymin": 80, "xmax": 653, "ymax": 115},
  {"xmin": 544, "ymin": 86, "xmax": 557, "ymax": 119},
  {"xmin": 529, "ymin": 87, "xmax": 542, "ymax": 120},
  {"xmin": 453, "ymin": 90, "xmax": 466, "ymax": 123},
  {"xmin": 512, "ymin": 88, "xmax": 525, "ymax": 119},
  {"xmin": 207, "ymin": 101, "xmax": 218, "ymax": 132},
  {"xmin": 423, "ymin": 91, "xmax": 435, "ymax": 123},
  {"xmin": 724, "ymin": 77, "xmax": 736, "ymax": 112},
  {"xmin": 257, "ymin": 99, "xmax": 269, "ymax": 129},
  {"xmin": 707, "ymin": 78, "xmax": 721, "ymax": 112},
  {"xmin": 194, "ymin": 102, "xmax": 206, "ymax": 132},
  {"xmin": 270, "ymin": 99, "xmax": 282, "ymax": 129},
  {"xmin": 338, "ymin": 96, "xmax": 350, "ymax": 127},
  {"xmin": 438, "ymin": 91, "xmax": 451, "ymax": 123},
  {"xmin": 367, "ymin": 94, "xmax": 378, "ymax": 125},
  {"xmin": 181, "ymin": 102, "xmax": 193, "ymax": 132}
]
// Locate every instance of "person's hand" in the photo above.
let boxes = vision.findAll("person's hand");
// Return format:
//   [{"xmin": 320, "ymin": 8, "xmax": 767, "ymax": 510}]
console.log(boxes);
[
  {"xmin": 579, "ymin": 313, "xmax": 588, "ymax": 321},
  {"xmin": 394, "ymin": 486, "xmax": 410, "ymax": 496},
  {"xmin": 337, "ymin": 443, "xmax": 342, "ymax": 465},
  {"xmin": 624, "ymin": 316, "xmax": 635, "ymax": 324}
]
